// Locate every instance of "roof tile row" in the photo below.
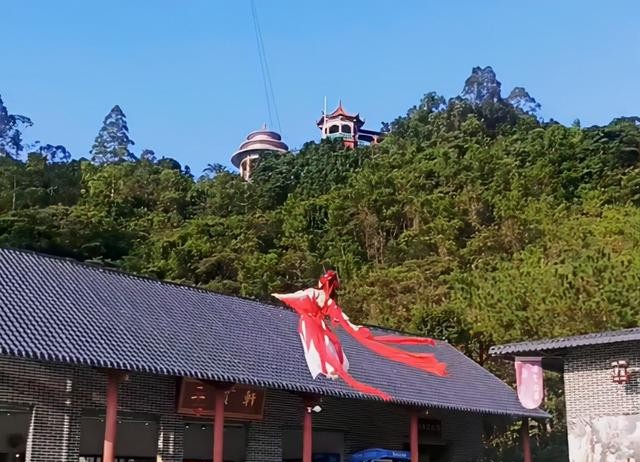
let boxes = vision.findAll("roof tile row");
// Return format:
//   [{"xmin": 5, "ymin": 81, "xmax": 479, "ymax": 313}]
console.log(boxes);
[{"xmin": 0, "ymin": 248, "xmax": 546, "ymax": 418}]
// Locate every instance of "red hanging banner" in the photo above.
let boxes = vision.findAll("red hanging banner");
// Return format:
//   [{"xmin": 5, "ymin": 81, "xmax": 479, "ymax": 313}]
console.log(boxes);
[{"xmin": 515, "ymin": 357, "xmax": 544, "ymax": 409}]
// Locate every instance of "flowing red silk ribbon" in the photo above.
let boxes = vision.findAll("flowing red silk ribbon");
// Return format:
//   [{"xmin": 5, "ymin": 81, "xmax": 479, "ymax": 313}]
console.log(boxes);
[{"xmin": 274, "ymin": 280, "xmax": 447, "ymax": 400}]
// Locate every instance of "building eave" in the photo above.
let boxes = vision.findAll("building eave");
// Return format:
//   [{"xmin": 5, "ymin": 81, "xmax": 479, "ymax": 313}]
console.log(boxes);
[{"xmin": 0, "ymin": 248, "xmax": 549, "ymax": 420}]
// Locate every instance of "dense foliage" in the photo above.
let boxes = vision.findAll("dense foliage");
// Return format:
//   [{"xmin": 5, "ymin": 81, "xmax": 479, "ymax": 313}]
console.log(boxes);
[{"xmin": 1, "ymin": 67, "xmax": 639, "ymax": 460}]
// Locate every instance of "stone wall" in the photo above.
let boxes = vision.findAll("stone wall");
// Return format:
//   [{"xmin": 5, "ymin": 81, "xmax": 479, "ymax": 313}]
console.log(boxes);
[{"xmin": 563, "ymin": 341, "xmax": 640, "ymax": 461}]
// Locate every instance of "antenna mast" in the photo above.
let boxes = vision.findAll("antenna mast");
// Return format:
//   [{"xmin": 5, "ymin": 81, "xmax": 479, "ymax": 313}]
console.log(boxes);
[
  {"xmin": 322, "ymin": 96, "xmax": 328, "ymax": 138},
  {"xmin": 250, "ymin": 0, "xmax": 282, "ymax": 133}
]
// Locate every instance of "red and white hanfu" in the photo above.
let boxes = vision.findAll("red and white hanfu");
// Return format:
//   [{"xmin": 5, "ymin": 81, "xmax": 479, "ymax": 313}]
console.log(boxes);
[{"xmin": 273, "ymin": 271, "xmax": 447, "ymax": 401}]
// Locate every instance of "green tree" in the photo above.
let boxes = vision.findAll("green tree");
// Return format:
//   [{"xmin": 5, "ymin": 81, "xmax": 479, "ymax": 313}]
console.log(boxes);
[
  {"xmin": 90, "ymin": 105, "xmax": 136, "ymax": 164},
  {"xmin": 0, "ymin": 94, "xmax": 33, "ymax": 158}
]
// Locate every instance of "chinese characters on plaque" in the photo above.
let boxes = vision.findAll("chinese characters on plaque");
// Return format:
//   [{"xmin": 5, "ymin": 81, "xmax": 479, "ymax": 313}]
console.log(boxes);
[
  {"xmin": 418, "ymin": 418, "xmax": 442, "ymax": 439},
  {"xmin": 177, "ymin": 378, "xmax": 265, "ymax": 420}
]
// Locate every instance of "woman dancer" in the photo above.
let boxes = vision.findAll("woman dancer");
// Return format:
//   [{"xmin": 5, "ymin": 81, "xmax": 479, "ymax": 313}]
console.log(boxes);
[{"xmin": 273, "ymin": 271, "xmax": 447, "ymax": 400}]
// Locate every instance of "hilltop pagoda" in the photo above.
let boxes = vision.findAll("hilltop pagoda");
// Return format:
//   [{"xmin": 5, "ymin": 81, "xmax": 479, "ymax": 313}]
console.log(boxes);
[
  {"xmin": 231, "ymin": 125, "xmax": 288, "ymax": 181},
  {"xmin": 317, "ymin": 102, "xmax": 383, "ymax": 148}
]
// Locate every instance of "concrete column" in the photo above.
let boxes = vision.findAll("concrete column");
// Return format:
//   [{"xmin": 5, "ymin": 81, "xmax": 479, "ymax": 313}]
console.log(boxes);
[
  {"xmin": 522, "ymin": 418, "xmax": 532, "ymax": 462},
  {"xmin": 303, "ymin": 406, "xmax": 313, "ymax": 462},
  {"xmin": 213, "ymin": 388, "xmax": 226, "ymax": 462},
  {"xmin": 102, "ymin": 371, "xmax": 122, "ymax": 462},
  {"xmin": 410, "ymin": 411, "xmax": 419, "ymax": 462}
]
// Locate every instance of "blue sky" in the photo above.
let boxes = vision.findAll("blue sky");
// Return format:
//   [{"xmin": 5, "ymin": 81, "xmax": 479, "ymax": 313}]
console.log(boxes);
[{"xmin": 2, "ymin": 1, "xmax": 639, "ymax": 173}]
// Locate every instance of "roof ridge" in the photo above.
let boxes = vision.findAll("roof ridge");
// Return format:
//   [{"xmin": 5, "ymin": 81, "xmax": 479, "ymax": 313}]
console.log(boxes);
[
  {"xmin": 0, "ymin": 247, "xmax": 439, "ymax": 339},
  {"xmin": 490, "ymin": 326, "xmax": 640, "ymax": 357},
  {"xmin": 0, "ymin": 246, "xmax": 286, "ymax": 309},
  {"xmin": 500, "ymin": 326, "xmax": 640, "ymax": 346}
]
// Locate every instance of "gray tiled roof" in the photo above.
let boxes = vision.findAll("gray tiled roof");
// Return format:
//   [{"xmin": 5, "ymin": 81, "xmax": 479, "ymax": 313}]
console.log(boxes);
[
  {"xmin": 490, "ymin": 328, "xmax": 640, "ymax": 357},
  {"xmin": 0, "ymin": 248, "xmax": 546, "ymax": 418}
]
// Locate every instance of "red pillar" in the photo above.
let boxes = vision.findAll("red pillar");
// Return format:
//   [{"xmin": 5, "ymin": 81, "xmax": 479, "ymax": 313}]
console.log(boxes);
[
  {"xmin": 410, "ymin": 411, "xmax": 419, "ymax": 462},
  {"xmin": 103, "ymin": 371, "xmax": 123, "ymax": 462},
  {"xmin": 303, "ymin": 404, "xmax": 313, "ymax": 462},
  {"xmin": 522, "ymin": 418, "xmax": 532, "ymax": 462},
  {"xmin": 213, "ymin": 388, "xmax": 226, "ymax": 462}
]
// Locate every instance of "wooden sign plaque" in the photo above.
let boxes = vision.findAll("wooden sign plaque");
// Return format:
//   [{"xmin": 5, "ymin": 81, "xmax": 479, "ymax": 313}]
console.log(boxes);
[{"xmin": 177, "ymin": 378, "xmax": 265, "ymax": 421}]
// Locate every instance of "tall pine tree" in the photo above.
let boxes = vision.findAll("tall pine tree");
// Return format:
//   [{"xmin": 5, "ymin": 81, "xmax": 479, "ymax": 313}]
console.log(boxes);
[
  {"xmin": 507, "ymin": 87, "xmax": 541, "ymax": 116},
  {"xmin": 0, "ymin": 94, "xmax": 33, "ymax": 158},
  {"xmin": 460, "ymin": 66, "xmax": 503, "ymax": 104},
  {"xmin": 90, "ymin": 105, "xmax": 135, "ymax": 164}
]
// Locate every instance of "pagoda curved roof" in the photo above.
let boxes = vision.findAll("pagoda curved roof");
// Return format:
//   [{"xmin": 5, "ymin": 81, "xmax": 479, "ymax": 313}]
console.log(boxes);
[{"xmin": 316, "ymin": 102, "xmax": 365, "ymax": 128}]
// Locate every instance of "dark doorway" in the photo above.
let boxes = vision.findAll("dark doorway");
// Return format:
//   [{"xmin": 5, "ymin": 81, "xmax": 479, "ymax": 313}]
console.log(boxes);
[
  {"xmin": 0, "ymin": 406, "xmax": 29, "ymax": 462},
  {"xmin": 402, "ymin": 443, "xmax": 449, "ymax": 462}
]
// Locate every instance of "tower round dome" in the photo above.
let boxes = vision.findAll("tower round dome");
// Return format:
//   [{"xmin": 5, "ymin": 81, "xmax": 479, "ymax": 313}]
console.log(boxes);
[{"xmin": 231, "ymin": 126, "xmax": 288, "ymax": 180}]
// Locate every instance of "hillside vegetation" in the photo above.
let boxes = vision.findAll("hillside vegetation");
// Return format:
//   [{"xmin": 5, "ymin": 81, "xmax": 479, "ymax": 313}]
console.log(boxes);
[{"xmin": 1, "ymin": 67, "xmax": 639, "ymax": 459}]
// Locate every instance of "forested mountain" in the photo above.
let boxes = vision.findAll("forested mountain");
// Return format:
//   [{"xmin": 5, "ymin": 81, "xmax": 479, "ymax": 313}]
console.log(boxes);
[{"xmin": 1, "ymin": 67, "xmax": 639, "ymax": 459}]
